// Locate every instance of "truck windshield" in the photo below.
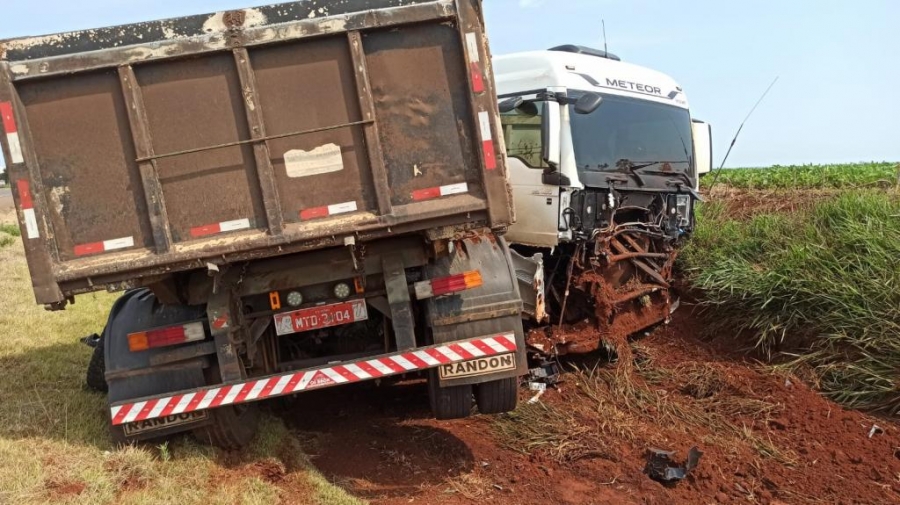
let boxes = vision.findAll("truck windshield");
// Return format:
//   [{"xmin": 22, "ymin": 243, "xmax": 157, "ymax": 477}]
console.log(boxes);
[{"xmin": 569, "ymin": 92, "xmax": 693, "ymax": 174}]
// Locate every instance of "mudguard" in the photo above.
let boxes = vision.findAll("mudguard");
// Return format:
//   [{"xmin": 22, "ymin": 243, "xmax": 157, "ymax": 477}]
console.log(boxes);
[
  {"xmin": 104, "ymin": 289, "xmax": 213, "ymax": 439},
  {"xmin": 425, "ymin": 233, "xmax": 527, "ymax": 386}
]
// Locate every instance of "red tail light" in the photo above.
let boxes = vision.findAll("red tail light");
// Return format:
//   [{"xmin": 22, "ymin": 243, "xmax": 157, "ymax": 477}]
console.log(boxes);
[
  {"xmin": 414, "ymin": 271, "xmax": 483, "ymax": 299},
  {"xmin": 128, "ymin": 322, "xmax": 206, "ymax": 352}
]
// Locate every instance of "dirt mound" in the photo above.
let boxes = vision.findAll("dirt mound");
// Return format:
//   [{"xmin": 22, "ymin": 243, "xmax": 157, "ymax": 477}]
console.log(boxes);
[
  {"xmin": 705, "ymin": 187, "xmax": 843, "ymax": 219},
  {"xmin": 277, "ymin": 311, "xmax": 899, "ymax": 504}
]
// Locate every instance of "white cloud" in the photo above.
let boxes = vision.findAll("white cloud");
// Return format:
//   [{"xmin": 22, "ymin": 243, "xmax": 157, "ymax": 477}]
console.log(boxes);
[{"xmin": 519, "ymin": 0, "xmax": 547, "ymax": 8}]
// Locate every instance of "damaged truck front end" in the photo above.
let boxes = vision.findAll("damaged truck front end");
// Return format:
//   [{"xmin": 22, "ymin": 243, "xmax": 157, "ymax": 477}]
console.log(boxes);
[
  {"xmin": 495, "ymin": 46, "xmax": 712, "ymax": 355},
  {"xmin": 521, "ymin": 188, "xmax": 693, "ymax": 355}
]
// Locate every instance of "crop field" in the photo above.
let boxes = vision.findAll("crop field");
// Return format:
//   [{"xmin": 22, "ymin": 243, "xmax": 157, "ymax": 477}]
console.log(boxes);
[
  {"xmin": 702, "ymin": 162, "xmax": 899, "ymax": 190},
  {"xmin": 685, "ymin": 163, "xmax": 900, "ymax": 415}
]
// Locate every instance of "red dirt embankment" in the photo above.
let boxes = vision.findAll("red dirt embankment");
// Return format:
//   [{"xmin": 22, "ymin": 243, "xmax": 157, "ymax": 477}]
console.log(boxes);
[{"xmin": 282, "ymin": 310, "xmax": 900, "ymax": 504}]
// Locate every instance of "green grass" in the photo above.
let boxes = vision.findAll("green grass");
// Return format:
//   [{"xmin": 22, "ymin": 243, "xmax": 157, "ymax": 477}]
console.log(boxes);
[
  {"xmin": 703, "ymin": 162, "xmax": 899, "ymax": 190},
  {"xmin": 681, "ymin": 190, "xmax": 900, "ymax": 414},
  {"xmin": 0, "ymin": 223, "xmax": 21, "ymax": 237},
  {"xmin": 0, "ymin": 215, "xmax": 364, "ymax": 504}
]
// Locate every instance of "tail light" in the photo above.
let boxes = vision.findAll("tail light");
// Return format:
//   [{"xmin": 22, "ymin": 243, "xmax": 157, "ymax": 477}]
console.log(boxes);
[
  {"xmin": 414, "ymin": 271, "xmax": 483, "ymax": 299},
  {"xmin": 128, "ymin": 322, "xmax": 206, "ymax": 352}
]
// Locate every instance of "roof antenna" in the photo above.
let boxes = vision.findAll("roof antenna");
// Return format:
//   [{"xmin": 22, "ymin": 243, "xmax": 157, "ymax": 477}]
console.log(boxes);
[
  {"xmin": 602, "ymin": 19, "xmax": 609, "ymax": 56},
  {"xmin": 708, "ymin": 76, "xmax": 779, "ymax": 191}
]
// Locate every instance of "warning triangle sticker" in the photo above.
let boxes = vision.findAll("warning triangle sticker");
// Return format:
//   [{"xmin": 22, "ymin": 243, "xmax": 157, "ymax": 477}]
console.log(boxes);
[{"xmin": 307, "ymin": 371, "xmax": 337, "ymax": 389}]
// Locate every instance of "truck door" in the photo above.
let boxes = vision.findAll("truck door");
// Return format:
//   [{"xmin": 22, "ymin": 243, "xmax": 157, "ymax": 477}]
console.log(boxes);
[{"xmin": 500, "ymin": 101, "xmax": 561, "ymax": 247}]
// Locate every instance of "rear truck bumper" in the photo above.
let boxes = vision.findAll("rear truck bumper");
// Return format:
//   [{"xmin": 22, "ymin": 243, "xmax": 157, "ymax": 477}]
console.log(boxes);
[{"xmin": 109, "ymin": 332, "xmax": 517, "ymax": 428}]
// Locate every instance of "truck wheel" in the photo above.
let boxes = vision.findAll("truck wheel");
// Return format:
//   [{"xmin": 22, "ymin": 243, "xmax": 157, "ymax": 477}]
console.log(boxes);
[
  {"xmin": 192, "ymin": 364, "xmax": 260, "ymax": 450},
  {"xmin": 192, "ymin": 403, "xmax": 260, "ymax": 450},
  {"xmin": 475, "ymin": 377, "xmax": 518, "ymax": 415},
  {"xmin": 86, "ymin": 338, "xmax": 108, "ymax": 393},
  {"xmin": 428, "ymin": 370, "xmax": 473, "ymax": 420}
]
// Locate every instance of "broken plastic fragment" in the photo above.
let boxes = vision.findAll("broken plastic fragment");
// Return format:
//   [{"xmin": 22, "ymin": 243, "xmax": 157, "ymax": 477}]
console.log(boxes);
[{"xmin": 645, "ymin": 446, "xmax": 703, "ymax": 483}]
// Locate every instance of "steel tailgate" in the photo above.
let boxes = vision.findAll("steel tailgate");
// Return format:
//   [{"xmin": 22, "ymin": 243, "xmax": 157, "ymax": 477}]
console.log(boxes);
[{"xmin": 0, "ymin": 0, "xmax": 512, "ymax": 306}]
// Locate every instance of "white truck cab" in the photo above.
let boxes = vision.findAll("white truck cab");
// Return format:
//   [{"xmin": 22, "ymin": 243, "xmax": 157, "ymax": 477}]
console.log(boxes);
[
  {"xmin": 494, "ymin": 45, "xmax": 712, "ymax": 248},
  {"xmin": 494, "ymin": 46, "xmax": 712, "ymax": 351}
]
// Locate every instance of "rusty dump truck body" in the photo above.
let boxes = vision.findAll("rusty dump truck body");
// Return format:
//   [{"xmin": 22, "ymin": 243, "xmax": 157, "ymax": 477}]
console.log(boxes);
[
  {"xmin": 1, "ymin": 0, "xmax": 511, "ymax": 307},
  {"xmin": 2, "ymin": 0, "xmax": 527, "ymax": 447}
]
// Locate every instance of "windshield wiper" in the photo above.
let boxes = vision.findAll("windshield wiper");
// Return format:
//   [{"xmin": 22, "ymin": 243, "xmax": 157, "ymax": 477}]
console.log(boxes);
[
  {"xmin": 616, "ymin": 159, "xmax": 647, "ymax": 186},
  {"xmin": 639, "ymin": 169, "xmax": 695, "ymax": 188},
  {"xmin": 627, "ymin": 160, "xmax": 691, "ymax": 171}
]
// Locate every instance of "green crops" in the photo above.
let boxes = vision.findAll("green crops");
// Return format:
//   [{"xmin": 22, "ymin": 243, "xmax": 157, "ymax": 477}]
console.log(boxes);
[
  {"xmin": 681, "ymin": 191, "xmax": 900, "ymax": 414},
  {"xmin": 703, "ymin": 162, "xmax": 898, "ymax": 190}
]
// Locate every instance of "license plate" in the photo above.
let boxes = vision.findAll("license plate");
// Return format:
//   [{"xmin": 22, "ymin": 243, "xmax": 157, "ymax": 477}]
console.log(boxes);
[
  {"xmin": 274, "ymin": 299, "xmax": 368, "ymax": 336},
  {"xmin": 439, "ymin": 353, "xmax": 517, "ymax": 379},
  {"xmin": 123, "ymin": 410, "xmax": 208, "ymax": 436}
]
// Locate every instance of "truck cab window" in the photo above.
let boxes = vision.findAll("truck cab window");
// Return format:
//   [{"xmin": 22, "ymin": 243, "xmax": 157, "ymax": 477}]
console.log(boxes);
[
  {"xmin": 500, "ymin": 102, "xmax": 548, "ymax": 169},
  {"xmin": 569, "ymin": 92, "xmax": 693, "ymax": 173}
]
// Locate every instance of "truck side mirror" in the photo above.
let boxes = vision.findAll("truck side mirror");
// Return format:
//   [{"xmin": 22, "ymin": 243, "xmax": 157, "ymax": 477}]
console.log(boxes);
[
  {"xmin": 498, "ymin": 96, "xmax": 523, "ymax": 113},
  {"xmin": 691, "ymin": 119, "xmax": 713, "ymax": 188},
  {"xmin": 573, "ymin": 93, "xmax": 603, "ymax": 114},
  {"xmin": 541, "ymin": 101, "xmax": 561, "ymax": 168},
  {"xmin": 541, "ymin": 171, "xmax": 570, "ymax": 186}
]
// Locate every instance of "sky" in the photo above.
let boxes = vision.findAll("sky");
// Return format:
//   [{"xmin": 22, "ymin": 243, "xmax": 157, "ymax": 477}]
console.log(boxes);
[{"xmin": 1, "ymin": 0, "xmax": 898, "ymax": 171}]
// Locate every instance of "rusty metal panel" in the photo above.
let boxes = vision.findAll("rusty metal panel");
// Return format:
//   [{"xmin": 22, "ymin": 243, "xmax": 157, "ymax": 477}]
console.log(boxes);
[
  {"xmin": 134, "ymin": 54, "xmax": 265, "ymax": 242},
  {"xmin": 248, "ymin": 36, "xmax": 376, "ymax": 224},
  {"xmin": 17, "ymin": 70, "xmax": 152, "ymax": 260},
  {"xmin": 362, "ymin": 22, "xmax": 483, "ymax": 206},
  {"xmin": 0, "ymin": 0, "xmax": 518, "ymax": 306}
]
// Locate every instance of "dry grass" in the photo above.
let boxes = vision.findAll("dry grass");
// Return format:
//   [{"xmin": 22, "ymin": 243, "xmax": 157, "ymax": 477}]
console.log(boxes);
[
  {"xmin": 0, "ymin": 211, "xmax": 364, "ymax": 505},
  {"xmin": 494, "ymin": 341, "xmax": 795, "ymax": 468}
]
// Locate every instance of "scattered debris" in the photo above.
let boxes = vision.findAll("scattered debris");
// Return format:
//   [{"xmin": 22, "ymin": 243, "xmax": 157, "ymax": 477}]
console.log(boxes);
[
  {"xmin": 527, "ymin": 360, "xmax": 561, "ymax": 385},
  {"xmin": 527, "ymin": 388, "xmax": 545, "ymax": 405},
  {"xmin": 868, "ymin": 425, "xmax": 884, "ymax": 438},
  {"xmin": 644, "ymin": 446, "xmax": 703, "ymax": 483}
]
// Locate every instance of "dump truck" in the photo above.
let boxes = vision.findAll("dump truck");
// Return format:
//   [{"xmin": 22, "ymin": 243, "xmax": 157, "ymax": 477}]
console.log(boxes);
[
  {"xmin": 493, "ymin": 46, "xmax": 713, "ymax": 354},
  {"xmin": 0, "ymin": 0, "xmax": 526, "ymax": 448}
]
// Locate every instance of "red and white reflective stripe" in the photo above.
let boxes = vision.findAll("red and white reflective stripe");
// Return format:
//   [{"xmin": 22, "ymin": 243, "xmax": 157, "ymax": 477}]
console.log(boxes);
[
  {"xmin": 478, "ymin": 111, "xmax": 497, "ymax": 170},
  {"xmin": 110, "ymin": 333, "xmax": 518, "ymax": 426},
  {"xmin": 0, "ymin": 102, "xmax": 24, "ymax": 164},
  {"xmin": 300, "ymin": 201, "xmax": 358, "ymax": 221},
  {"xmin": 190, "ymin": 218, "xmax": 251, "ymax": 238},
  {"xmin": 74, "ymin": 236, "xmax": 135, "ymax": 257},
  {"xmin": 16, "ymin": 179, "xmax": 39, "ymax": 239},
  {"xmin": 465, "ymin": 32, "xmax": 485, "ymax": 94},
  {"xmin": 411, "ymin": 182, "xmax": 468, "ymax": 202}
]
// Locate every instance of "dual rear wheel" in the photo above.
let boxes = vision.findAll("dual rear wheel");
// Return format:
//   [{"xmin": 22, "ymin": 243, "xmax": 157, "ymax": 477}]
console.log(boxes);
[{"xmin": 427, "ymin": 371, "xmax": 518, "ymax": 420}]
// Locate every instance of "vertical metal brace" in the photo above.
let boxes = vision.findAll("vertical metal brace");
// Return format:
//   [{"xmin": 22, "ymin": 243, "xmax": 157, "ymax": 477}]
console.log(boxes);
[
  {"xmin": 232, "ymin": 48, "xmax": 285, "ymax": 236},
  {"xmin": 348, "ymin": 31, "xmax": 393, "ymax": 217},
  {"xmin": 382, "ymin": 254, "xmax": 417, "ymax": 351},
  {"xmin": 0, "ymin": 63, "xmax": 65, "ymax": 304},
  {"xmin": 206, "ymin": 287, "xmax": 246, "ymax": 383},
  {"xmin": 118, "ymin": 65, "xmax": 173, "ymax": 253},
  {"xmin": 454, "ymin": 2, "xmax": 509, "ymax": 228}
]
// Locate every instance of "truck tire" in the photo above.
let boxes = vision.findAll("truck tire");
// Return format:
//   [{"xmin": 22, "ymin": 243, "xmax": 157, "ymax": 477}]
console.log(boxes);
[
  {"xmin": 192, "ymin": 403, "xmax": 260, "ymax": 451},
  {"xmin": 475, "ymin": 377, "xmax": 518, "ymax": 415},
  {"xmin": 428, "ymin": 369, "xmax": 473, "ymax": 420},
  {"xmin": 192, "ymin": 365, "xmax": 260, "ymax": 450},
  {"xmin": 86, "ymin": 338, "xmax": 108, "ymax": 393}
]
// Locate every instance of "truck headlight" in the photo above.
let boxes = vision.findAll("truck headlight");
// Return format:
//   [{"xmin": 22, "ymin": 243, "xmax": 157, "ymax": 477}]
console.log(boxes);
[{"xmin": 675, "ymin": 195, "xmax": 692, "ymax": 226}]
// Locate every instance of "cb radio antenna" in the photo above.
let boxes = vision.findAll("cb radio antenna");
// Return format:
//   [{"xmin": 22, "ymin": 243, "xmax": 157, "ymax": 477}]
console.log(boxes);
[
  {"xmin": 602, "ymin": 19, "xmax": 608, "ymax": 56},
  {"xmin": 709, "ymin": 76, "xmax": 779, "ymax": 190}
]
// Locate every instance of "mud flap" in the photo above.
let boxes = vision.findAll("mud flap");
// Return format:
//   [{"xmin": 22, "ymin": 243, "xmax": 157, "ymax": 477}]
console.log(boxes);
[
  {"xmin": 104, "ymin": 289, "xmax": 213, "ymax": 441},
  {"xmin": 425, "ymin": 233, "xmax": 527, "ymax": 387}
]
